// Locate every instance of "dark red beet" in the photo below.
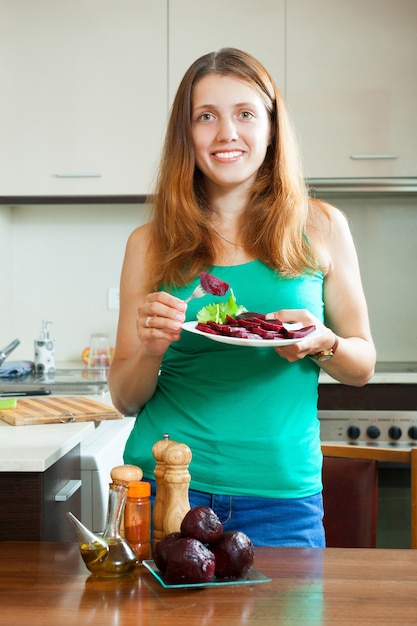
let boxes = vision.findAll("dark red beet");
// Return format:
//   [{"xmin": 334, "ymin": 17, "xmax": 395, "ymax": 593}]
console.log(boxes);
[
  {"xmin": 200, "ymin": 272, "xmax": 229, "ymax": 296},
  {"xmin": 153, "ymin": 532, "xmax": 182, "ymax": 574},
  {"xmin": 180, "ymin": 506, "xmax": 223, "ymax": 544},
  {"xmin": 197, "ymin": 314, "xmax": 316, "ymax": 343},
  {"xmin": 195, "ymin": 322, "xmax": 220, "ymax": 335},
  {"xmin": 236, "ymin": 312, "xmax": 266, "ymax": 321},
  {"xmin": 210, "ymin": 530, "xmax": 255, "ymax": 579},
  {"xmin": 259, "ymin": 319, "xmax": 284, "ymax": 331},
  {"xmin": 165, "ymin": 537, "xmax": 216, "ymax": 584}
]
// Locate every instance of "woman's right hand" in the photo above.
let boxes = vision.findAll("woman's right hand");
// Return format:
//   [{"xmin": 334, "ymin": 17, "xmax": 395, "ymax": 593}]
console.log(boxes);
[{"xmin": 137, "ymin": 291, "xmax": 187, "ymax": 356}]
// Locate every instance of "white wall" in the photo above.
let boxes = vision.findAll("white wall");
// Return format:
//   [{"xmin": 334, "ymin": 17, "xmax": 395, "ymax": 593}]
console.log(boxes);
[
  {"xmin": 3, "ymin": 203, "xmax": 150, "ymax": 364},
  {"xmin": 1, "ymin": 195, "xmax": 417, "ymax": 364},
  {"xmin": 0, "ymin": 206, "xmax": 13, "ymax": 334},
  {"xmin": 323, "ymin": 193, "xmax": 417, "ymax": 362}
]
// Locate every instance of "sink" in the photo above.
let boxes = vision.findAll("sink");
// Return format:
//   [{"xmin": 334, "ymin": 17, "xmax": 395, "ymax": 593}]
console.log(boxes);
[{"xmin": 0, "ymin": 368, "xmax": 108, "ymax": 395}]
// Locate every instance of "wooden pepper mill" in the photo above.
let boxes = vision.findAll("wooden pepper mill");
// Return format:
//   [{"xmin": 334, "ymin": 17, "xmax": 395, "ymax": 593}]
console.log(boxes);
[
  {"xmin": 152, "ymin": 435, "xmax": 192, "ymax": 546},
  {"xmin": 152, "ymin": 434, "xmax": 175, "ymax": 548},
  {"xmin": 162, "ymin": 440, "xmax": 192, "ymax": 536}
]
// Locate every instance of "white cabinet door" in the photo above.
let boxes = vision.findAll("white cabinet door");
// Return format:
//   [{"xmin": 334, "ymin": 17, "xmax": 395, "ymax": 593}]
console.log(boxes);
[
  {"xmin": 0, "ymin": 0, "xmax": 167, "ymax": 196},
  {"xmin": 168, "ymin": 0, "xmax": 285, "ymax": 103},
  {"xmin": 286, "ymin": 0, "xmax": 417, "ymax": 180}
]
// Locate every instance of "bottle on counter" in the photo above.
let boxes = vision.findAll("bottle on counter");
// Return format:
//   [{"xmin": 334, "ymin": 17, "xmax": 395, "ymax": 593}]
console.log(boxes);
[
  {"xmin": 34, "ymin": 320, "xmax": 55, "ymax": 375},
  {"xmin": 67, "ymin": 481, "xmax": 138, "ymax": 578},
  {"xmin": 124, "ymin": 481, "xmax": 151, "ymax": 561}
]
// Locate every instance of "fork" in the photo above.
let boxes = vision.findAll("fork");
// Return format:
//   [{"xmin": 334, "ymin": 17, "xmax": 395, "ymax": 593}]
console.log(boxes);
[{"xmin": 184, "ymin": 284, "xmax": 207, "ymax": 303}]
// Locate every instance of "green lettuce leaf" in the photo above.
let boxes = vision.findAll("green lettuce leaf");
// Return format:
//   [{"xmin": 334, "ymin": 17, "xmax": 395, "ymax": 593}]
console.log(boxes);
[{"xmin": 196, "ymin": 289, "xmax": 247, "ymax": 323}]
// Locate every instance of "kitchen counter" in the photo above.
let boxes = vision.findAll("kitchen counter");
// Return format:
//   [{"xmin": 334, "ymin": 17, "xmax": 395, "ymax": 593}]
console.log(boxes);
[
  {"xmin": 0, "ymin": 390, "xmax": 121, "ymax": 472},
  {"xmin": 1, "ymin": 363, "xmax": 416, "ymax": 392},
  {"xmin": 319, "ymin": 361, "xmax": 417, "ymax": 384},
  {"xmin": 0, "ymin": 418, "xmax": 95, "ymax": 472},
  {"xmin": 0, "ymin": 393, "xmax": 130, "ymax": 542},
  {"xmin": 2, "ymin": 542, "xmax": 417, "ymax": 625}
]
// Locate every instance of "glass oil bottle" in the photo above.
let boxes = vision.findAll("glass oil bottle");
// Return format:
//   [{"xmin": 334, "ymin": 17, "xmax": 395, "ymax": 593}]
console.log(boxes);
[{"xmin": 67, "ymin": 481, "xmax": 138, "ymax": 578}]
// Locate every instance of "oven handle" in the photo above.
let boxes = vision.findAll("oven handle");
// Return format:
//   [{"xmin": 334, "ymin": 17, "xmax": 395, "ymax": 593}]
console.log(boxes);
[{"xmin": 54, "ymin": 479, "xmax": 82, "ymax": 502}]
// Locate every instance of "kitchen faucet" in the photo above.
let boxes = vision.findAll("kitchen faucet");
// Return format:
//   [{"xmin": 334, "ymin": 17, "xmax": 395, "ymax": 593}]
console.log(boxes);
[{"xmin": 0, "ymin": 338, "xmax": 20, "ymax": 366}]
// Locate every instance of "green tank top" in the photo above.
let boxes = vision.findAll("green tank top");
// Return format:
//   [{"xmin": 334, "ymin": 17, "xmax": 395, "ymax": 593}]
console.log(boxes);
[{"xmin": 124, "ymin": 260, "xmax": 324, "ymax": 498}]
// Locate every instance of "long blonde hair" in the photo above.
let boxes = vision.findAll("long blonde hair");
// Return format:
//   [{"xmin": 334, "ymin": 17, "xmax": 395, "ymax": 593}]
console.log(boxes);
[{"xmin": 148, "ymin": 48, "xmax": 322, "ymax": 289}]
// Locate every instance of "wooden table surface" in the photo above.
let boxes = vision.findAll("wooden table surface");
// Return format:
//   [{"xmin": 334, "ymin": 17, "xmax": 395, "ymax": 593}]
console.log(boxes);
[{"xmin": 1, "ymin": 542, "xmax": 417, "ymax": 626}]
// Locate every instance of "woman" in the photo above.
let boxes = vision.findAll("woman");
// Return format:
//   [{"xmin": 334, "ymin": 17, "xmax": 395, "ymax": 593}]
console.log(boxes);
[{"xmin": 108, "ymin": 48, "xmax": 376, "ymax": 547}]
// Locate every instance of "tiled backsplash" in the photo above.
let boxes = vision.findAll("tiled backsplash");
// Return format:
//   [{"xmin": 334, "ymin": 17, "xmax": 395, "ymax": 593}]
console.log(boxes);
[{"xmin": 1, "ymin": 194, "xmax": 416, "ymax": 363}]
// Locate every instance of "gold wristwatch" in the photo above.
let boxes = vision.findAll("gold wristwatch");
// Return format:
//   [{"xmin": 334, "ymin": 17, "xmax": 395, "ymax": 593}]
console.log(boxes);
[{"xmin": 309, "ymin": 335, "xmax": 339, "ymax": 362}]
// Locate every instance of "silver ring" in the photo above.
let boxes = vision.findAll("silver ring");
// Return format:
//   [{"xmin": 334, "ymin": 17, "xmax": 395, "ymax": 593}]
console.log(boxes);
[{"xmin": 145, "ymin": 316, "xmax": 152, "ymax": 328}]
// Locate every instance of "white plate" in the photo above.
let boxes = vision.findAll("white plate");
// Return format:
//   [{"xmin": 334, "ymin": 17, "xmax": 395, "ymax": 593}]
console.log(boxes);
[{"xmin": 182, "ymin": 321, "xmax": 320, "ymax": 348}]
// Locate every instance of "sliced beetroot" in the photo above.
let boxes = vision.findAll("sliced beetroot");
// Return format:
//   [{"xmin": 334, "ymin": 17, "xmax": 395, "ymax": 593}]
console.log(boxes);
[
  {"xmin": 225, "ymin": 328, "xmax": 256, "ymax": 339},
  {"xmin": 252, "ymin": 327, "xmax": 281, "ymax": 339},
  {"xmin": 206, "ymin": 321, "xmax": 230, "ymax": 333},
  {"xmin": 259, "ymin": 319, "xmax": 284, "ymax": 331},
  {"xmin": 195, "ymin": 317, "xmax": 316, "ymax": 342},
  {"xmin": 284, "ymin": 325, "xmax": 316, "ymax": 338},
  {"xmin": 196, "ymin": 323, "xmax": 221, "ymax": 335},
  {"xmin": 238, "ymin": 319, "xmax": 260, "ymax": 329},
  {"xmin": 236, "ymin": 311, "xmax": 265, "ymax": 321},
  {"xmin": 200, "ymin": 272, "xmax": 229, "ymax": 296}
]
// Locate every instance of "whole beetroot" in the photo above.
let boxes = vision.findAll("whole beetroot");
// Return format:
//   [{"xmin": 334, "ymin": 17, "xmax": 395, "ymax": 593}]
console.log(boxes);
[
  {"xmin": 210, "ymin": 530, "xmax": 255, "ymax": 579},
  {"xmin": 180, "ymin": 506, "xmax": 223, "ymax": 544},
  {"xmin": 165, "ymin": 537, "xmax": 216, "ymax": 584},
  {"xmin": 153, "ymin": 532, "xmax": 182, "ymax": 574}
]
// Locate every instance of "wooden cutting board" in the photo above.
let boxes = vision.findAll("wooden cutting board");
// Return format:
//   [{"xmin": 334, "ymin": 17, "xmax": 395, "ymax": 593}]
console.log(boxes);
[{"xmin": 0, "ymin": 396, "xmax": 123, "ymax": 426}]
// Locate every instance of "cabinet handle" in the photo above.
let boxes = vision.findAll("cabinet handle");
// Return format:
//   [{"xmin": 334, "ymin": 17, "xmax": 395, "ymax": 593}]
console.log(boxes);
[
  {"xmin": 350, "ymin": 154, "xmax": 398, "ymax": 160},
  {"xmin": 54, "ymin": 173, "xmax": 102, "ymax": 178},
  {"xmin": 54, "ymin": 479, "xmax": 82, "ymax": 502}
]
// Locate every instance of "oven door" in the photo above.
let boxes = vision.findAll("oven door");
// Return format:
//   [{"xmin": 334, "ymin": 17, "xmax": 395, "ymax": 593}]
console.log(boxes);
[{"xmin": 320, "ymin": 411, "xmax": 415, "ymax": 549}]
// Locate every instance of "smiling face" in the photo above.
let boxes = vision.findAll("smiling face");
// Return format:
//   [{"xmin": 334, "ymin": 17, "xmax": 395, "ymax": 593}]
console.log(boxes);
[{"xmin": 191, "ymin": 74, "xmax": 271, "ymax": 195}]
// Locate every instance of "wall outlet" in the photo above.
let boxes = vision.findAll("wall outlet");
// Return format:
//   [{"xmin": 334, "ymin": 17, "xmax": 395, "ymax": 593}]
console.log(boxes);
[{"xmin": 107, "ymin": 287, "xmax": 120, "ymax": 310}]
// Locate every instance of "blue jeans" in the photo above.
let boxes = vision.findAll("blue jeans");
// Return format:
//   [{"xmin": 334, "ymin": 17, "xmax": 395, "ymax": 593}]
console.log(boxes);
[{"xmin": 144, "ymin": 479, "xmax": 325, "ymax": 548}]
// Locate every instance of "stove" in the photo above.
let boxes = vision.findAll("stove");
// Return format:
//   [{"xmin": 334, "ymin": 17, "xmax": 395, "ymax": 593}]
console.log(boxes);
[
  {"xmin": 318, "ymin": 362, "xmax": 417, "ymax": 445},
  {"xmin": 318, "ymin": 366, "xmax": 417, "ymax": 547},
  {"xmin": 319, "ymin": 410, "xmax": 417, "ymax": 445}
]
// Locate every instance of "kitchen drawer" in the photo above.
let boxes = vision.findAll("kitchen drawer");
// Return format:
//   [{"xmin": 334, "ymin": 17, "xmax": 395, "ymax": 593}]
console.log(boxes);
[{"xmin": 0, "ymin": 444, "xmax": 81, "ymax": 541}]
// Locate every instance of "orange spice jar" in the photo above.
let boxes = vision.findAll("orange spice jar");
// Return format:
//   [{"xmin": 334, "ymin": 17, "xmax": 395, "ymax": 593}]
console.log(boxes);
[{"xmin": 124, "ymin": 481, "xmax": 151, "ymax": 561}]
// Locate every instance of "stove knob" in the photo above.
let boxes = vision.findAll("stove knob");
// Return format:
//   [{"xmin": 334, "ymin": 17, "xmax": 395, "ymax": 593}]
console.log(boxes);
[
  {"xmin": 367, "ymin": 425, "xmax": 380, "ymax": 440},
  {"xmin": 347, "ymin": 425, "xmax": 361, "ymax": 440},
  {"xmin": 408, "ymin": 426, "xmax": 417, "ymax": 440},
  {"xmin": 388, "ymin": 426, "xmax": 402, "ymax": 441}
]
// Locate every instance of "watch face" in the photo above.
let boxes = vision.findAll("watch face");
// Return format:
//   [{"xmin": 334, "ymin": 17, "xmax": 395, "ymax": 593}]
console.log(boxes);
[{"xmin": 310, "ymin": 350, "xmax": 334, "ymax": 361}]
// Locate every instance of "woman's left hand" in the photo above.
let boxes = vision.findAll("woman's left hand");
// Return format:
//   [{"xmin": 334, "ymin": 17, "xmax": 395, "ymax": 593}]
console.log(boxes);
[{"xmin": 265, "ymin": 308, "xmax": 335, "ymax": 362}]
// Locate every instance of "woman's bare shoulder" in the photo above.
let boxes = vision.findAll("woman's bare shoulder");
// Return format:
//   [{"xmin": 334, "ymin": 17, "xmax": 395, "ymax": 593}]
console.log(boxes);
[
  {"xmin": 126, "ymin": 222, "xmax": 152, "ymax": 246},
  {"xmin": 307, "ymin": 199, "xmax": 351, "ymax": 273},
  {"xmin": 309, "ymin": 198, "xmax": 347, "ymax": 231},
  {"xmin": 124, "ymin": 222, "xmax": 153, "ymax": 261}
]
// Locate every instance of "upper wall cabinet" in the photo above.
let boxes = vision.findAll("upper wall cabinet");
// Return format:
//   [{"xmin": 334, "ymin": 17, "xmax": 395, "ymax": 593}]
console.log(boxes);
[
  {"xmin": 0, "ymin": 0, "xmax": 167, "ymax": 197},
  {"xmin": 168, "ymin": 0, "xmax": 286, "ymax": 104},
  {"xmin": 286, "ymin": 0, "xmax": 417, "ymax": 181}
]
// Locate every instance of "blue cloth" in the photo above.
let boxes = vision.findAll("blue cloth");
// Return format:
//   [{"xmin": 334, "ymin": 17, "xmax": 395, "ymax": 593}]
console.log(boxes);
[
  {"xmin": 145, "ymin": 478, "xmax": 325, "ymax": 548},
  {"xmin": 0, "ymin": 360, "xmax": 34, "ymax": 378}
]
